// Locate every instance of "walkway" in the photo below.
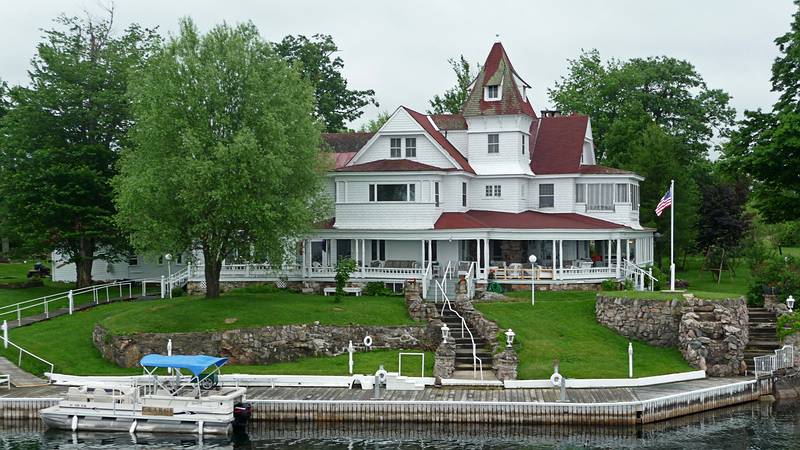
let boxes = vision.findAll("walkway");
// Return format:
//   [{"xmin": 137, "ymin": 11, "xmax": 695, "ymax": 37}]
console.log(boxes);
[
  {"xmin": 4, "ymin": 294, "xmax": 160, "ymax": 330},
  {"xmin": 0, "ymin": 357, "xmax": 47, "ymax": 387},
  {"xmin": 0, "ymin": 376, "xmax": 771, "ymax": 425}
]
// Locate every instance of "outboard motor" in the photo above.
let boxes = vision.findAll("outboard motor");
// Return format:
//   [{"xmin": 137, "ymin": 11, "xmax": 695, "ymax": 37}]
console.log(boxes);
[{"xmin": 233, "ymin": 402, "xmax": 252, "ymax": 429}]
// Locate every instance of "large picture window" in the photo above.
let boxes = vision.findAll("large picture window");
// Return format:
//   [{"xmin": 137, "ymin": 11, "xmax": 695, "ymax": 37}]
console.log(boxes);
[
  {"xmin": 369, "ymin": 183, "xmax": 416, "ymax": 202},
  {"xmin": 539, "ymin": 183, "xmax": 554, "ymax": 208}
]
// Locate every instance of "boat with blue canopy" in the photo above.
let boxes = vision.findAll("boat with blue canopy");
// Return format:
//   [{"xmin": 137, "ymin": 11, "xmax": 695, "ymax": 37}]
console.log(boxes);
[{"xmin": 40, "ymin": 354, "xmax": 251, "ymax": 435}]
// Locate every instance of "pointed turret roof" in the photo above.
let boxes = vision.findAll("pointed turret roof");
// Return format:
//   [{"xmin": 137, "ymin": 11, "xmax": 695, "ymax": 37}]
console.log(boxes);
[{"xmin": 461, "ymin": 42, "xmax": 536, "ymax": 118}]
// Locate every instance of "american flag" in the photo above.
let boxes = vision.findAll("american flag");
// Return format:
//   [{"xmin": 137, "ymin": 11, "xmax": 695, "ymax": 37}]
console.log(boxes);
[{"xmin": 655, "ymin": 188, "xmax": 672, "ymax": 217}]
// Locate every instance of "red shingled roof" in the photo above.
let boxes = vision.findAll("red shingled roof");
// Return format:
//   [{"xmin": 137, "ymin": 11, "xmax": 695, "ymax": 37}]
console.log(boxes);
[
  {"xmin": 530, "ymin": 115, "xmax": 589, "ymax": 174},
  {"xmin": 579, "ymin": 165, "xmax": 635, "ymax": 175},
  {"xmin": 402, "ymin": 107, "xmax": 475, "ymax": 174},
  {"xmin": 333, "ymin": 152, "xmax": 356, "ymax": 169},
  {"xmin": 462, "ymin": 43, "xmax": 536, "ymax": 118},
  {"xmin": 434, "ymin": 210, "xmax": 630, "ymax": 230},
  {"xmin": 337, "ymin": 159, "xmax": 452, "ymax": 172},
  {"xmin": 322, "ymin": 132, "xmax": 374, "ymax": 153},
  {"xmin": 430, "ymin": 114, "xmax": 467, "ymax": 130}
]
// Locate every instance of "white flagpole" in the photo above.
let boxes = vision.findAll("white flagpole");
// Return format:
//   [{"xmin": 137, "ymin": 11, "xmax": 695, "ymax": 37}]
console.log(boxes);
[{"xmin": 670, "ymin": 179, "xmax": 676, "ymax": 291}]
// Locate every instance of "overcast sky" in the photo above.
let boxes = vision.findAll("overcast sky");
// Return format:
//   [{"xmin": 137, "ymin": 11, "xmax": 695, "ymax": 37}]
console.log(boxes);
[{"xmin": 1, "ymin": 1, "xmax": 796, "ymax": 129}]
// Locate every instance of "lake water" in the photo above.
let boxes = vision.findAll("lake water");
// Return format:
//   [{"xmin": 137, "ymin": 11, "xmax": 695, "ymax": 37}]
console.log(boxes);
[{"xmin": 1, "ymin": 400, "xmax": 799, "ymax": 449}]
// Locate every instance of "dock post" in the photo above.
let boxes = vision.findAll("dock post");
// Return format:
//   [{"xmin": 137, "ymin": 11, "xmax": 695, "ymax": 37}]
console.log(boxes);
[
  {"xmin": 628, "ymin": 342, "xmax": 634, "ymax": 378},
  {"xmin": 1, "ymin": 320, "xmax": 7, "ymax": 349}
]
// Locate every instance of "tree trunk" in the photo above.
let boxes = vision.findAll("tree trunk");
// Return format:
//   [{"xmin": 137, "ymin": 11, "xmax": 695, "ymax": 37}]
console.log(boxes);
[
  {"xmin": 203, "ymin": 250, "xmax": 223, "ymax": 299},
  {"xmin": 75, "ymin": 237, "xmax": 95, "ymax": 288}
]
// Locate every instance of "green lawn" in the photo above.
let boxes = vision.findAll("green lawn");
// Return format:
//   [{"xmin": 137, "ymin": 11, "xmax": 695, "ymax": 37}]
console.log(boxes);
[
  {"xmin": 477, "ymin": 291, "xmax": 693, "ymax": 379},
  {"xmin": 101, "ymin": 288, "xmax": 415, "ymax": 334},
  {"xmin": 671, "ymin": 255, "xmax": 750, "ymax": 296},
  {"xmin": 0, "ymin": 288, "xmax": 421, "ymax": 376}
]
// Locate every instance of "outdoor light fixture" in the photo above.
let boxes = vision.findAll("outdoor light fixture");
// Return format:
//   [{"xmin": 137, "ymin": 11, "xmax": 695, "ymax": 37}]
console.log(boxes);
[
  {"xmin": 505, "ymin": 328, "xmax": 516, "ymax": 348},
  {"xmin": 441, "ymin": 323, "xmax": 450, "ymax": 343},
  {"xmin": 164, "ymin": 254, "xmax": 173, "ymax": 298},
  {"xmin": 528, "ymin": 254, "xmax": 537, "ymax": 306},
  {"xmin": 788, "ymin": 295, "xmax": 795, "ymax": 311}
]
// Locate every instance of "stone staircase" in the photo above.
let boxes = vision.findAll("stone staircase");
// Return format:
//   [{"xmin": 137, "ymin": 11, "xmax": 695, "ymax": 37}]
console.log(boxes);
[
  {"xmin": 426, "ymin": 276, "xmax": 456, "ymax": 300},
  {"xmin": 440, "ymin": 308, "xmax": 495, "ymax": 379},
  {"xmin": 744, "ymin": 307, "xmax": 781, "ymax": 374}
]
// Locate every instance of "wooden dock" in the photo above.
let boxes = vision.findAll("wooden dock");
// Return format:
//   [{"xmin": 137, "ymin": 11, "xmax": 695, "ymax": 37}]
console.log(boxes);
[{"xmin": 0, "ymin": 376, "xmax": 772, "ymax": 425}]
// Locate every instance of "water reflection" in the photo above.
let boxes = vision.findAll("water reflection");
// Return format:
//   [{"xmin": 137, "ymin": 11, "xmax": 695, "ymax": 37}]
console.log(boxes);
[{"xmin": 1, "ymin": 401, "xmax": 799, "ymax": 449}]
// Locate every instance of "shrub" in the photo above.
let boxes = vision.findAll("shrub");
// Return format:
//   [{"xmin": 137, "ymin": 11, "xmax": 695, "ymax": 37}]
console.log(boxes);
[
  {"xmin": 171, "ymin": 287, "xmax": 184, "ymax": 298},
  {"xmin": 623, "ymin": 279, "xmax": 634, "ymax": 291},
  {"xmin": 774, "ymin": 221, "xmax": 800, "ymax": 248},
  {"xmin": 778, "ymin": 312, "xmax": 800, "ymax": 340},
  {"xmin": 748, "ymin": 255, "xmax": 800, "ymax": 306},
  {"xmin": 364, "ymin": 281, "xmax": 394, "ymax": 296},
  {"xmin": 334, "ymin": 258, "xmax": 357, "ymax": 303},
  {"xmin": 600, "ymin": 279, "xmax": 617, "ymax": 291},
  {"xmin": 649, "ymin": 265, "xmax": 665, "ymax": 291}
]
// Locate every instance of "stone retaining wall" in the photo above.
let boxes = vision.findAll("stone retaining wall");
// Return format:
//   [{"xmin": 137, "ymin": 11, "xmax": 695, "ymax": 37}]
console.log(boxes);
[
  {"xmin": 94, "ymin": 323, "xmax": 431, "ymax": 368},
  {"xmin": 596, "ymin": 295, "xmax": 749, "ymax": 377}
]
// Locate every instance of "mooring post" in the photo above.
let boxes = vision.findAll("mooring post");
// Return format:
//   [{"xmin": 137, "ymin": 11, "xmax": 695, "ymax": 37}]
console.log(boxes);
[
  {"xmin": 560, "ymin": 376, "xmax": 567, "ymax": 402},
  {"xmin": 348, "ymin": 340, "xmax": 355, "ymax": 375}
]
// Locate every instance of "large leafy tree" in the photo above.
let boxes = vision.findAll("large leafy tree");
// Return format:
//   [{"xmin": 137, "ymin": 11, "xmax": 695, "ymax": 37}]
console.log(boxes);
[
  {"xmin": 115, "ymin": 19, "xmax": 329, "ymax": 298},
  {"xmin": 273, "ymin": 34, "xmax": 376, "ymax": 132},
  {"xmin": 358, "ymin": 110, "xmax": 391, "ymax": 133},
  {"xmin": 696, "ymin": 176, "xmax": 750, "ymax": 253},
  {"xmin": 625, "ymin": 124, "xmax": 701, "ymax": 266},
  {"xmin": 0, "ymin": 13, "xmax": 159, "ymax": 286},
  {"xmin": 549, "ymin": 49, "xmax": 735, "ymax": 164},
  {"xmin": 428, "ymin": 55, "xmax": 478, "ymax": 115},
  {"xmin": 722, "ymin": 1, "xmax": 800, "ymax": 223}
]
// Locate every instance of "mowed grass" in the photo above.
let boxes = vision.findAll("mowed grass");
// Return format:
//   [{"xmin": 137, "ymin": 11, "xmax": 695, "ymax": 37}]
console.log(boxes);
[
  {"xmin": 101, "ymin": 289, "xmax": 415, "ymax": 334},
  {"xmin": 671, "ymin": 255, "xmax": 750, "ymax": 296},
  {"xmin": 477, "ymin": 291, "xmax": 692, "ymax": 379},
  {"xmin": 0, "ymin": 288, "xmax": 421, "ymax": 376},
  {"xmin": 0, "ymin": 262, "xmax": 77, "ymax": 315}
]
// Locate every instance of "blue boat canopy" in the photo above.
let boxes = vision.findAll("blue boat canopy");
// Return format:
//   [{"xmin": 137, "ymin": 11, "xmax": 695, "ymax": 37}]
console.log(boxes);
[{"xmin": 140, "ymin": 354, "xmax": 228, "ymax": 377}]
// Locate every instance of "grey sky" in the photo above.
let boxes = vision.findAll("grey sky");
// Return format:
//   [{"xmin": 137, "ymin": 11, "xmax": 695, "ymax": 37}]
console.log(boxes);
[{"xmin": 1, "ymin": 0, "xmax": 795, "ymax": 129}]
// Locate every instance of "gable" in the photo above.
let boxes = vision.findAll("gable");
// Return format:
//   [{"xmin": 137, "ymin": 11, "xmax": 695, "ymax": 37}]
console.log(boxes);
[{"xmin": 347, "ymin": 107, "xmax": 473, "ymax": 173}]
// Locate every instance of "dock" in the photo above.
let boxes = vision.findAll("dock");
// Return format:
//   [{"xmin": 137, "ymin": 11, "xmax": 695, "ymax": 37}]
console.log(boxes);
[{"xmin": 0, "ymin": 376, "xmax": 772, "ymax": 425}]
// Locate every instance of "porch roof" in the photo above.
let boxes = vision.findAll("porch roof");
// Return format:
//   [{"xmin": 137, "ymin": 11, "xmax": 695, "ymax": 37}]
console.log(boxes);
[
  {"xmin": 434, "ymin": 210, "xmax": 632, "ymax": 230},
  {"xmin": 336, "ymin": 158, "xmax": 454, "ymax": 172}
]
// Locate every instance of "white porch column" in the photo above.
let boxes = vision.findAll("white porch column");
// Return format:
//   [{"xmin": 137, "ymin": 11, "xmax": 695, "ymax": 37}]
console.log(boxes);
[
  {"xmin": 421, "ymin": 239, "xmax": 426, "ymax": 269},
  {"xmin": 608, "ymin": 239, "xmax": 612, "ymax": 266},
  {"xmin": 483, "ymin": 238, "xmax": 490, "ymax": 280},
  {"xmin": 362, "ymin": 239, "xmax": 367, "ymax": 273},
  {"xmin": 552, "ymin": 239, "xmax": 557, "ymax": 280},
  {"xmin": 559, "ymin": 240, "xmax": 564, "ymax": 273},
  {"xmin": 427, "ymin": 239, "xmax": 433, "ymax": 267},
  {"xmin": 616, "ymin": 238, "xmax": 622, "ymax": 277},
  {"xmin": 476, "ymin": 238, "xmax": 481, "ymax": 279},
  {"xmin": 625, "ymin": 238, "xmax": 630, "ymax": 263}
]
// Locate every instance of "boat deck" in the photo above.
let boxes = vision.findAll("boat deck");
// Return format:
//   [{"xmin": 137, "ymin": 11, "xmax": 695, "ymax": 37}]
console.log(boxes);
[{"xmin": 0, "ymin": 376, "xmax": 771, "ymax": 425}]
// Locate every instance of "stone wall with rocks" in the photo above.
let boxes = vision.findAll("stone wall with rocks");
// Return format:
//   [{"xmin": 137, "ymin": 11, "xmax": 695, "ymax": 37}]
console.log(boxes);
[
  {"xmin": 596, "ymin": 294, "xmax": 749, "ymax": 377},
  {"xmin": 94, "ymin": 323, "xmax": 431, "ymax": 368},
  {"xmin": 595, "ymin": 296, "xmax": 682, "ymax": 346}
]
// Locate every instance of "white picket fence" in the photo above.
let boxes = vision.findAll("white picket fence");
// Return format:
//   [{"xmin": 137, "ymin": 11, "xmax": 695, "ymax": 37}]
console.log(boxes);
[{"xmin": 754, "ymin": 345, "xmax": 794, "ymax": 377}]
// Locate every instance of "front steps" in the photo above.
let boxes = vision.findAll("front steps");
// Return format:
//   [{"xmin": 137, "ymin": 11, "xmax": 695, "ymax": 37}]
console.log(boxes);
[
  {"xmin": 440, "ymin": 308, "xmax": 494, "ymax": 379},
  {"xmin": 744, "ymin": 307, "xmax": 782, "ymax": 374}
]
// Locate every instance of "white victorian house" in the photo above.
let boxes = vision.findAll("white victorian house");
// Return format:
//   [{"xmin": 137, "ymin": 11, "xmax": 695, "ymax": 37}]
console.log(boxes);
[{"xmin": 54, "ymin": 43, "xmax": 655, "ymax": 296}]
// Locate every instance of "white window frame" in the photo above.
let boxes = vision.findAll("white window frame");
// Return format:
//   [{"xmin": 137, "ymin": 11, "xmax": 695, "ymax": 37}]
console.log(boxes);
[
  {"xmin": 494, "ymin": 185, "xmax": 502, "ymax": 197},
  {"xmin": 369, "ymin": 183, "xmax": 417, "ymax": 202},
  {"xmin": 485, "ymin": 185, "xmax": 502, "ymax": 197},
  {"xmin": 462, "ymin": 182, "xmax": 467, "ymax": 207},
  {"xmin": 631, "ymin": 184, "xmax": 640, "ymax": 211},
  {"xmin": 616, "ymin": 183, "xmax": 629, "ymax": 203},
  {"xmin": 405, "ymin": 137, "xmax": 416, "ymax": 158},
  {"xmin": 434, "ymin": 182, "xmax": 440, "ymax": 207},
  {"xmin": 575, "ymin": 183, "xmax": 586, "ymax": 203},
  {"xmin": 488, "ymin": 134, "xmax": 499, "ymax": 154},
  {"xmin": 485, "ymin": 84, "xmax": 500, "ymax": 100},
  {"xmin": 587, "ymin": 183, "xmax": 615, "ymax": 211},
  {"xmin": 539, "ymin": 184, "xmax": 554, "ymax": 208},
  {"xmin": 390, "ymin": 138, "xmax": 401, "ymax": 158}
]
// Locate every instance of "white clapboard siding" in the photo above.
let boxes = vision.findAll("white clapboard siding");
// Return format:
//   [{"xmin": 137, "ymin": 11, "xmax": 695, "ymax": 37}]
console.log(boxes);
[{"xmin": 356, "ymin": 135, "xmax": 456, "ymax": 168}]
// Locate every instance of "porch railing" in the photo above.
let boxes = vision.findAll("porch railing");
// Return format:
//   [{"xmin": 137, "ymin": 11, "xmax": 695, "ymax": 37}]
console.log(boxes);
[{"xmin": 622, "ymin": 260, "xmax": 657, "ymax": 291}]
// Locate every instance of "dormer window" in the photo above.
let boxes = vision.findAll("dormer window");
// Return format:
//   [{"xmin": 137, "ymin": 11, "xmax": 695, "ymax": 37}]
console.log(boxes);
[
  {"xmin": 486, "ymin": 84, "xmax": 500, "ymax": 100},
  {"xmin": 405, "ymin": 138, "xmax": 416, "ymax": 157}
]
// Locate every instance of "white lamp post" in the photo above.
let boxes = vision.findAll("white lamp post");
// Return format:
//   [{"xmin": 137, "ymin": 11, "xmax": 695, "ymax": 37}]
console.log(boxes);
[
  {"xmin": 505, "ymin": 328, "xmax": 515, "ymax": 348},
  {"xmin": 528, "ymin": 254, "xmax": 537, "ymax": 306},
  {"xmin": 348, "ymin": 340, "xmax": 355, "ymax": 375},
  {"xmin": 441, "ymin": 323, "xmax": 450, "ymax": 344},
  {"xmin": 164, "ymin": 253, "xmax": 173, "ymax": 298},
  {"xmin": 788, "ymin": 295, "xmax": 795, "ymax": 311}
]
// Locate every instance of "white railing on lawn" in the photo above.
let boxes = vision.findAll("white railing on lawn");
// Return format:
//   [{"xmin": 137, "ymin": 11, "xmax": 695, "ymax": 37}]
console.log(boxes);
[
  {"xmin": 2, "ymin": 337, "xmax": 54, "ymax": 383},
  {"xmin": 0, "ymin": 279, "xmax": 139, "ymax": 325},
  {"xmin": 754, "ymin": 345, "xmax": 794, "ymax": 377},
  {"xmin": 438, "ymin": 279, "xmax": 483, "ymax": 381}
]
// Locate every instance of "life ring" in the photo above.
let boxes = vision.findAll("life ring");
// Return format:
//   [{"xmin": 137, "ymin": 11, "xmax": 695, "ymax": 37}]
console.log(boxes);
[
  {"xmin": 363, "ymin": 335, "xmax": 373, "ymax": 348},
  {"xmin": 550, "ymin": 372, "xmax": 563, "ymax": 386}
]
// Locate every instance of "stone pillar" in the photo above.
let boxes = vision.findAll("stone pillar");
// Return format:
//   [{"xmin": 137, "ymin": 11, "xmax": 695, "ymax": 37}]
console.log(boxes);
[
  {"xmin": 764, "ymin": 294, "xmax": 786, "ymax": 314},
  {"xmin": 434, "ymin": 339, "xmax": 456, "ymax": 381},
  {"xmin": 494, "ymin": 348, "xmax": 519, "ymax": 381}
]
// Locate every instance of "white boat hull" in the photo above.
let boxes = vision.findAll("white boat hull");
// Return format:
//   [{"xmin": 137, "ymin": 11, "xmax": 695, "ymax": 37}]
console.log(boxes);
[{"xmin": 40, "ymin": 406, "xmax": 232, "ymax": 435}]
